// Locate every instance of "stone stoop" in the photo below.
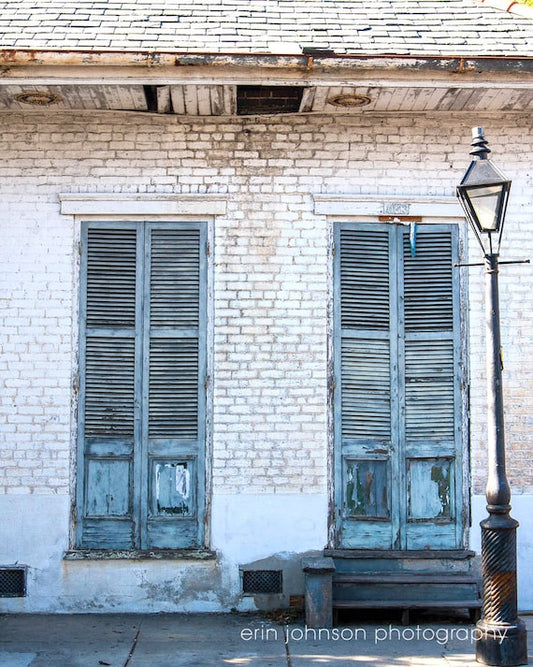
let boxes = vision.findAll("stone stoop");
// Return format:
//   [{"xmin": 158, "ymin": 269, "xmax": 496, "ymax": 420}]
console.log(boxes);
[{"xmin": 303, "ymin": 550, "xmax": 481, "ymax": 628}]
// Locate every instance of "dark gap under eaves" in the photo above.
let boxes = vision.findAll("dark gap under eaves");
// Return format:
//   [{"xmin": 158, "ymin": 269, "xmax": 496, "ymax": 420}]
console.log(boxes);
[{"xmin": 143, "ymin": 85, "xmax": 159, "ymax": 113}]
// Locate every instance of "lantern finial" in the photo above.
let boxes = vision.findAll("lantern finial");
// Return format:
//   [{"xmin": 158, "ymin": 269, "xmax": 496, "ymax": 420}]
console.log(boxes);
[{"xmin": 470, "ymin": 127, "xmax": 491, "ymax": 160}]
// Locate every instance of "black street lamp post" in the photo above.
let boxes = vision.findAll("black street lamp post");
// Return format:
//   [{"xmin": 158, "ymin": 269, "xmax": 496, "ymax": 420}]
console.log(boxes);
[{"xmin": 457, "ymin": 127, "xmax": 528, "ymax": 666}]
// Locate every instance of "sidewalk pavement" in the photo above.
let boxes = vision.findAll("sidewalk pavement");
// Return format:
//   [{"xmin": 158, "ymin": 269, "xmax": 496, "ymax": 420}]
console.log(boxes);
[{"xmin": 0, "ymin": 612, "xmax": 532, "ymax": 667}]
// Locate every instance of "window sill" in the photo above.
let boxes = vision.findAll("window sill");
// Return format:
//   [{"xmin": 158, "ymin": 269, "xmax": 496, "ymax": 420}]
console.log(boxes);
[{"xmin": 64, "ymin": 549, "xmax": 217, "ymax": 561}]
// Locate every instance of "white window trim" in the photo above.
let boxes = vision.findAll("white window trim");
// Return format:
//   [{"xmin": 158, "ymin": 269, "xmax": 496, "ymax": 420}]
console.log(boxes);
[
  {"xmin": 313, "ymin": 194, "xmax": 464, "ymax": 222},
  {"xmin": 59, "ymin": 193, "xmax": 227, "ymax": 218}
]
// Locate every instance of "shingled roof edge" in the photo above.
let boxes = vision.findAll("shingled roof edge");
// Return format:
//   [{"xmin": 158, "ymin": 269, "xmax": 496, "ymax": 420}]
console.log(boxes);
[{"xmin": 1, "ymin": 48, "xmax": 533, "ymax": 73}]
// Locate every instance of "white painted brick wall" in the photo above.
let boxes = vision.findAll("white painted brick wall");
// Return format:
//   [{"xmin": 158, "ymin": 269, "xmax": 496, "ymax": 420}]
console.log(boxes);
[{"xmin": 0, "ymin": 110, "xmax": 531, "ymax": 499}]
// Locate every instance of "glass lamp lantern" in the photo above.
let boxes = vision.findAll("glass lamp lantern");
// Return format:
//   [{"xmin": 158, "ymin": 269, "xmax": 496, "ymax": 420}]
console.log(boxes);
[{"xmin": 456, "ymin": 127, "xmax": 512, "ymax": 255}]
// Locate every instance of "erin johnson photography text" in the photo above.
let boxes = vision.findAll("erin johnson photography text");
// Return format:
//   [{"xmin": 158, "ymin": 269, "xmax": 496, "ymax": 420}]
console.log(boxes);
[{"xmin": 240, "ymin": 624, "xmax": 509, "ymax": 646}]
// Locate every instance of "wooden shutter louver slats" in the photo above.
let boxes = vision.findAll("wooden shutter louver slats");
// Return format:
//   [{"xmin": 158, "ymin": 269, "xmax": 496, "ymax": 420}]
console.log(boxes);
[
  {"xmin": 86, "ymin": 229, "xmax": 137, "ymax": 327},
  {"xmin": 148, "ymin": 339, "xmax": 199, "ymax": 439},
  {"xmin": 84, "ymin": 227, "xmax": 137, "ymax": 439},
  {"xmin": 403, "ymin": 231, "xmax": 454, "ymax": 332},
  {"xmin": 340, "ymin": 228, "xmax": 391, "ymax": 441},
  {"xmin": 342, "ymin": 339, "xmax": 391, "ymax": 439},
  {"xmin": 340, "ymin": 230, "xmax": 390, "ymax": 330},
  {"xmin": 403, "ymin": 229, "xmax": 456, "ymax": 442},
  {"xmin": 150, "ymin": 230, "xmax": 200, "ymax": 329},
  {"xmin": 148, "ymin": 228, "xmax": 202, "ymax": 441},
  {"xmin": 84, "ymin": 338, "xmax": 136, "ymax": 437},
  {"xmin": 405, "ymin": 339, "xmax": 455, "ymax": 441}
]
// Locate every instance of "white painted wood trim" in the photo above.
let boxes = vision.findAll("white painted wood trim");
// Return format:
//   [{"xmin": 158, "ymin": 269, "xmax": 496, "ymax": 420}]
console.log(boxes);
[
  {"xmin": 313, "ymin": 194, "xmax": 464, "ymax": 219},
  {"xmin": 59, "ymin": 193, "xmax": 227, "ymax": 217}
]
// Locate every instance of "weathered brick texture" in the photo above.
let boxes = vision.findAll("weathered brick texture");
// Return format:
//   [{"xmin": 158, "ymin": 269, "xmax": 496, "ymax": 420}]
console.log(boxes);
[{"xmin": 0, "ymin": 110, "xmax": 531, "ymax": 496}]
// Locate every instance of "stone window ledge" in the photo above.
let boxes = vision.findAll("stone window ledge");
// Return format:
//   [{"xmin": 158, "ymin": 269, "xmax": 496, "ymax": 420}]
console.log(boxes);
[{"xmin": 64, "ymin": 549, "xmax": 216, "ymax": 561}]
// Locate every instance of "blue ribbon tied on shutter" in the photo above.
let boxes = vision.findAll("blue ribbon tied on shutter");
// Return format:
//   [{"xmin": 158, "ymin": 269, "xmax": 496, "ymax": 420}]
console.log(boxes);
[{"xmin": 410, "ymin": 221, "xmax": 417, "ymax": 258}]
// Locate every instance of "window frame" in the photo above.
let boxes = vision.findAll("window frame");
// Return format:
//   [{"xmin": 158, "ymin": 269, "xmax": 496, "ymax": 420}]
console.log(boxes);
[
  {"xmin": 61, "ymin": 194, "xmax": 225, "ymax": 554},
  {"xmin": 313, "ymin": 194, "xmax": 471, "ymax": 550}
]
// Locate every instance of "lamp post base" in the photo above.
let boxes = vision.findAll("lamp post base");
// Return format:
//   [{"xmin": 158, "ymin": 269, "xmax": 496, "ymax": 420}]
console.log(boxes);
[
  {"xmin": 476, "ymin": 513, "xmax": 528, "ymax": 665},
  {"xmin": 475, "ymin": 618, "xmax": 528, "ymax": 666}
]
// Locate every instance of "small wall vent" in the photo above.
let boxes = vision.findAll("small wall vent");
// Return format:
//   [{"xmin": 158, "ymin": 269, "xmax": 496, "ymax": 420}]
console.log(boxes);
[
  {"xmin": 237, "ymin": 86, "xmax": 303, "ymax": 115},
  {"xmin": 0, "ymin": 567, "xmax": 27, "ymax": 597},
  {"xmin": 242, "ymin": 569, "xmax": 283, "ymax": 594}
]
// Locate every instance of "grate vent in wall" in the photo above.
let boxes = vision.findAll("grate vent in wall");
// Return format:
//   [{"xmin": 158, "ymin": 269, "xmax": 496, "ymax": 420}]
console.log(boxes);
[
  {"xmin": 242, "ymin": 570, "xmax": 283, "ymax": 594},
  {"xmin": 0, "ymin": 568, "xmax": 27, "ymax": 597},
  {"xmin": 236, "ymin": 86, "xmax": 303, "ymax": 115}
]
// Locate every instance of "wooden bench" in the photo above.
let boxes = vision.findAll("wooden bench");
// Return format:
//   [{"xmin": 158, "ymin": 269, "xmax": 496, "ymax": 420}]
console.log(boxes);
[{"xmin": 332, "ymin": 572, "xmax": 481, "ymax": 625}]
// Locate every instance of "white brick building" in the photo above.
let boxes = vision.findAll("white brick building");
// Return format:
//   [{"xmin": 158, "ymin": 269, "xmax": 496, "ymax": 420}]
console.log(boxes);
[{"xmin": 0, "ymin": 0, "xmax": 532, "ymax": 615}]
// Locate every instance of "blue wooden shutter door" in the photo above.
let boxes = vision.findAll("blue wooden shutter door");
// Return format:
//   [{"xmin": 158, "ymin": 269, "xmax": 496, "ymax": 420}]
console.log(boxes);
[
  {"xmin": 77, "ymin": 222, "xmax": 206, "ymax": 549},
  {"xmin": 335, "ymin": 223, "xmax": 463, "ymax": 550},
  {"xmin": 77, "ymin": 225, "xmax": 139, "ymax": 548},
  {"xmin": 401, "ymin": 226, "xmax": 462, "ymax": 549},
  {"xmin": 143, "ymin": 225, "xmax": 206, "ymax": 549},
  {"xmin": 335, "ymin": 224, "xmax": 398, "ymax": 549}
]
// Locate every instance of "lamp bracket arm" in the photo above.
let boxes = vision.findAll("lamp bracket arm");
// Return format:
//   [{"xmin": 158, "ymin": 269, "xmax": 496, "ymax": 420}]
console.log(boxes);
[{"xmin": 454, "ymin": 259, "xmax": 530, "ymax": 268}]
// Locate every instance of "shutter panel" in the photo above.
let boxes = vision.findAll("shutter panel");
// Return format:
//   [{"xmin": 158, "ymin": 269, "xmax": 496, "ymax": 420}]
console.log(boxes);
[
  {"xmin": 402, "ymin": 227, "xmax": 461, "ymax": 549},
  {"xmin": 403, "ymin": 229, "xmax": 456, "ymax": 443},
  {"xmin": 336, "ymin": 226, "xmax": 396, "ymax": 549},
  {"xmin": 341, "ymin": 229, "xmax": 390, "ymax": 330},
  {"xmin": 84, "ymin": 337, "xmax": 135, "ymax": 437},
  {"xmin": 86, "ymin": 228, "xmax": 137, "ymax": 327},
  {"xmin": 148, "ymin": 339, "xmax": 199, "ymax": 439},
  {"xmin": 403, "ymin": 230, "xmax": 454, "ymax": 332},
  {"xmin": 341, "ymin": 339, "xmax": 391, "ymax": 439},
  {"xmin": 149, "ymin": 229, "xmax": 200, "ymax": 328},
  {"xmin": 148, "ymin": 229, "xmax": 201, "ymax": 440},
  {"xmin": 78, "ymin": 226, "xmax": 139, "ymax": 549},
  {"xmin": 404, "ymin": 339, "xmax": 455, "ymax": 441},
  {"xmin": 340, "ymin": 228, "xmax": 392, "ymax": 442},
  {"xmin": 144, "ymin": 226, "xmax": 205, "ymax": 549}
]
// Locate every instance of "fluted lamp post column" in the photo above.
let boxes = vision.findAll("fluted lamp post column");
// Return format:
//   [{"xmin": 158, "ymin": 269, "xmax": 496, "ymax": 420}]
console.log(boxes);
[{"xmin": 456, "ymin": 127, "xmax": 528, "ymax": 666}]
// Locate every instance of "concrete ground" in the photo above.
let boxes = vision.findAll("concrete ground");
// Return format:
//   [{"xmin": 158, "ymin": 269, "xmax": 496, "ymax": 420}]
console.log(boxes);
[{"xmin": 0, "ymin": 612, "xmax": 532, "ymax": 667}]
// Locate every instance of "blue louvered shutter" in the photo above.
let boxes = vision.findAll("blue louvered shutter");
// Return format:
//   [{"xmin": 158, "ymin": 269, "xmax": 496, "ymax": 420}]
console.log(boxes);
[
  {"xmin": 77, "ymin": 225, "xmax": 140, "ymax": 548},
  {"xmin": 77, "ymin": 222, "xmax": 206, "ymax": 550},
  {"xmin": 335, "ymin": 223, "xmax": 463, "ymax": 551},
  {"xmin": 335, "ymin": 224, "xmax": 398, "ymax": 549},
  {"xmin": 143, "ymin": 226, "xmax": 206, "ymax": 549},
  {"xmin": 401, "ymin": 226, "xmax": 462, "ymax": 549}
]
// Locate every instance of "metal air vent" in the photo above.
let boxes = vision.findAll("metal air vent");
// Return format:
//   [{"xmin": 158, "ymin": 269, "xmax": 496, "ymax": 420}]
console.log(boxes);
[
  {"xmin": 15, "ymin": 91, "xmax": 62, "ymax": 106},
  {"xmin": 327, "ymin": 93, "xmax": 371, "ymax": 108},
  {"xmin": 236, "ymin": 86, "xmax": 303, "ymax": 115},
  {"xmin": 0, "ymin": 567, "xmax": 27, "ymax": 597},
  {"xmin": 242, "ymin": 570, "xmax": 283, "ymax": 594}
]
